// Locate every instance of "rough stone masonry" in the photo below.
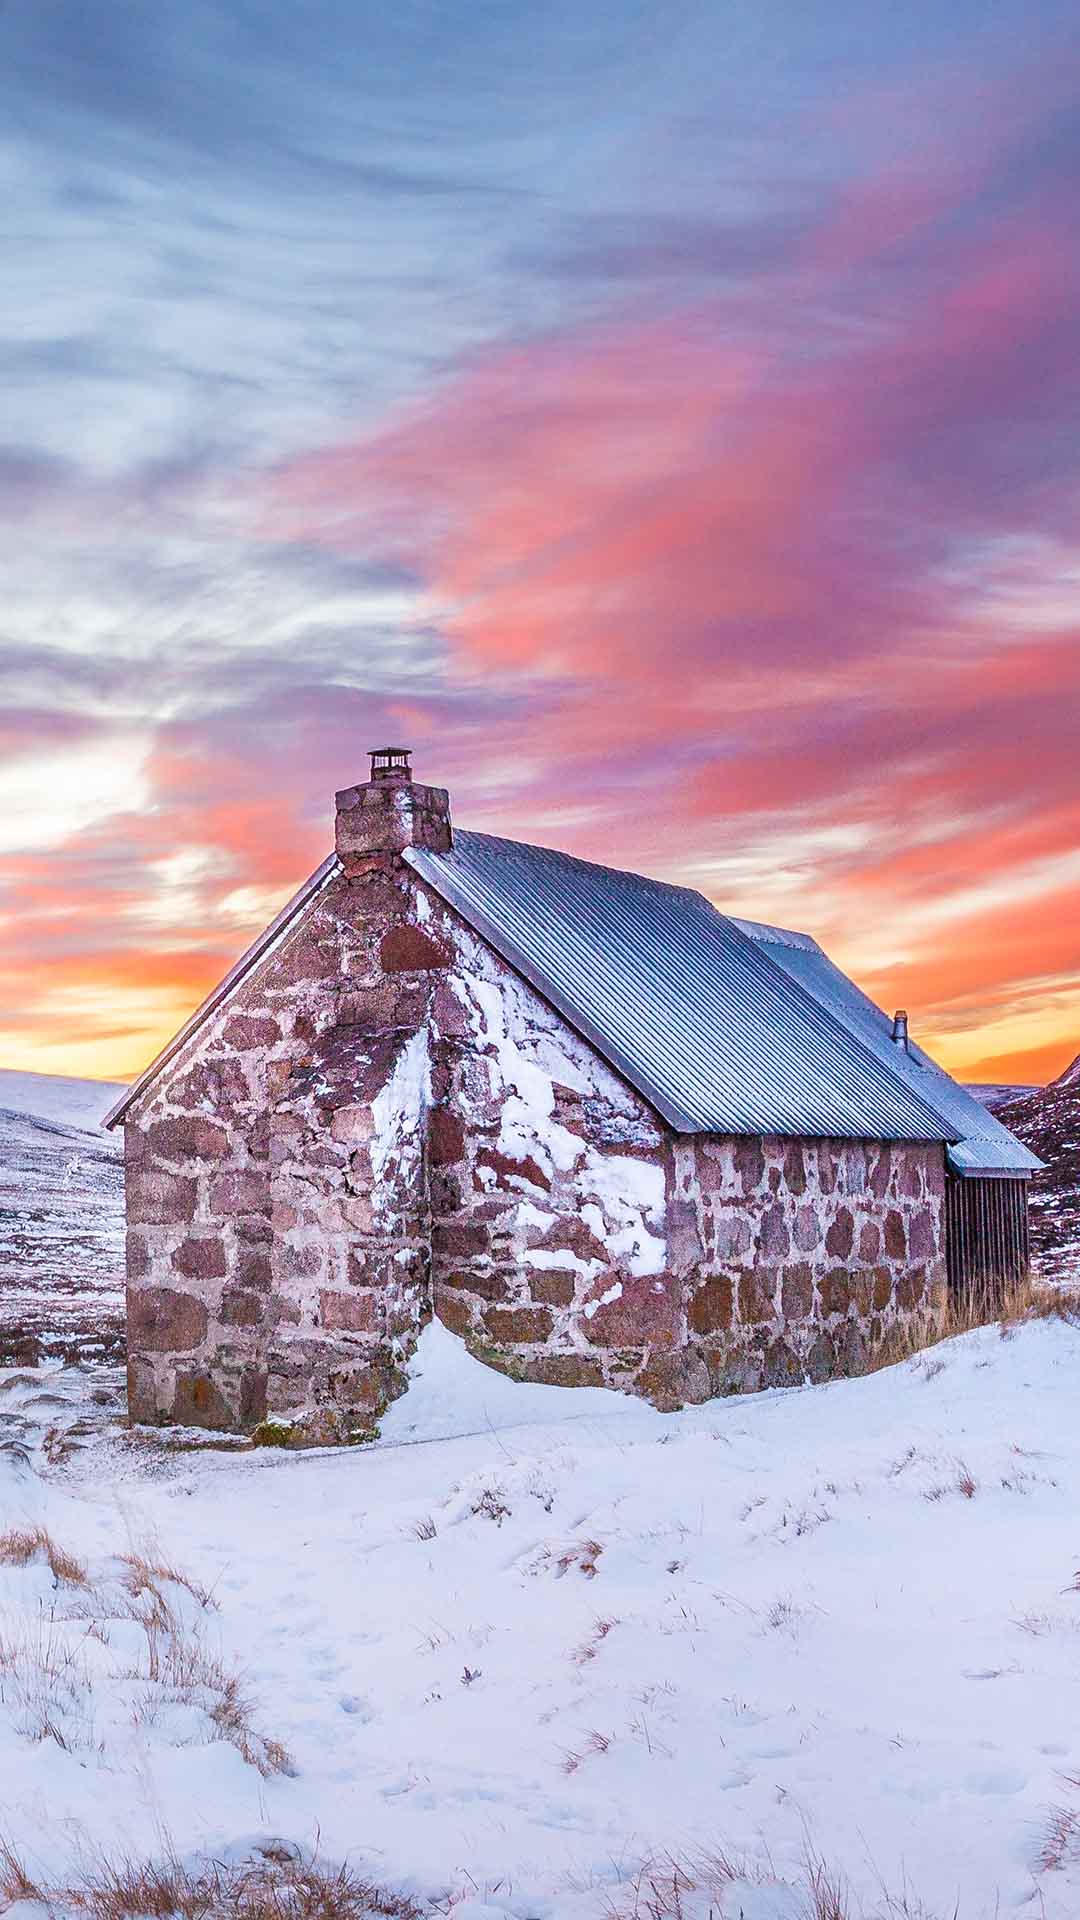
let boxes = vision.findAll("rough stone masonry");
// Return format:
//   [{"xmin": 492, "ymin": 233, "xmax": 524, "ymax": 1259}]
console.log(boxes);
[{"xmin": 121, "ymin": 758, "xmax": 947, "ymax": 1439}]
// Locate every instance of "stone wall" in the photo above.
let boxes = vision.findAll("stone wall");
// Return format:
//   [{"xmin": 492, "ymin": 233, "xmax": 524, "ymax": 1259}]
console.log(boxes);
[
  {"xmin": 675, "ymin": 1134, "xmax": 948, "ymax": 1397},
  {"xmin": 417, "ymin": 892, "xmax": 947, "ymax": 1406},
  {"xmin": 421, "ymin": 904, "xmax": 678, "ymax": 1398},
  {"xmin": 124, "ymin": 855, "xmax": 440, "ymax": 1439},
  {"xmin": 123, "ymin": 851, "xmax": 948, "ymax": 1435}
]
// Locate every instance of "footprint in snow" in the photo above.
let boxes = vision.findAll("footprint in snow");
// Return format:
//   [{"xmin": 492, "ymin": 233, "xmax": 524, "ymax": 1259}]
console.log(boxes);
[
  {"xmin": 965, "ymin": 1766, "xmax": 1028, "ymax": 1795},
  {"xmin": 339, "ymin": 1694, "xmax": 375, "ymax": 1720}
]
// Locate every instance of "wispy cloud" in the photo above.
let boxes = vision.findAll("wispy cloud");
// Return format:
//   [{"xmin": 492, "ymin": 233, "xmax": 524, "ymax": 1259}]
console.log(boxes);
[{"xmin": 1, "ymin": 4, "xmax": 1078, "ymax": 1080}]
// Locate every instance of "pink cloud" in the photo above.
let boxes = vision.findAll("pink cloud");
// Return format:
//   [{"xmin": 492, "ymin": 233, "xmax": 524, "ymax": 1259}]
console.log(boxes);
[{"xmin": 265, "ymin": 145, "xmax": 1080, "ymax": 1079}]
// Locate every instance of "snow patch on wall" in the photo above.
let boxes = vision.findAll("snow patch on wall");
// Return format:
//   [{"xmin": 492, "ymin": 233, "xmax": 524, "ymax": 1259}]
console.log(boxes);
[
  {"xmin": 583, "ymin": 1280, "xmax": 623, "ymax": 1320},
  {"xmin": 371, "ymin": 1026, "xmax": 431, "ymax": 1187},
  {"xmin": 581, "ymin": 1157, "xmax": 666, "ymax": 1276}
]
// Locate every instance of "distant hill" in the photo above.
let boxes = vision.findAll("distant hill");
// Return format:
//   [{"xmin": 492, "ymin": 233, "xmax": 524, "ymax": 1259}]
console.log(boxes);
[
  {"xmin": 0, "ymin": 1068, "xmax": 126, "ymax": 1364},
  {"xmin": 998, "ymin": 1054, "xmax": 1080, "ymax": 1284},
  {"xmin": 963, "ymin": 1081, "xmax": 1040, "ymax": 1112}
]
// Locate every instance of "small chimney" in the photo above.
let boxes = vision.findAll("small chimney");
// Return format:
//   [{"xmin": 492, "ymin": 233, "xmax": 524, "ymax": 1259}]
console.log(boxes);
[
  {"xmin": 368, "ymin": 746, "xmax": 412, "ymax": 783},
  {"xmin": 335, "ymin": 747, "xmax": 452, "ymax": 869},
  {"xmin": 891, "ymin": 1009, "xmax": 909, "ymax": 1052}
]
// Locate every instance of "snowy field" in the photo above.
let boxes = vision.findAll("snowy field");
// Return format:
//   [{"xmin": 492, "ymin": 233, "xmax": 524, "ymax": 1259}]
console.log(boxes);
[
  {"xmin": 3, "ymin": 1316, "xmax": 1080, "ymax": 1919},
  {"xmin": 0, "ymin": 1071, "xmax": 124, "ymax": 1365}
]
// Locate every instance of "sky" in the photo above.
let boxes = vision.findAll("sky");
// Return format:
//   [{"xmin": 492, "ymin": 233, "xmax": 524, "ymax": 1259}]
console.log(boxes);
[{"xmin": 2, "ymin": 0, "xmax": 1079, "ymax": 1088}]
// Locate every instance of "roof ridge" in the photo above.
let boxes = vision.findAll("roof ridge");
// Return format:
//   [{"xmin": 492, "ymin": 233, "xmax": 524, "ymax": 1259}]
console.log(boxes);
[{"xmin": 454, "ymin": 827, "xmax": 707, "ymax": 905}]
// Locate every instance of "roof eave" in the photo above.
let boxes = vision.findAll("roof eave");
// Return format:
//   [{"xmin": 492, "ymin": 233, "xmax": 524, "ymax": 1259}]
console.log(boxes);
[{"xmin": 103, "ymin": 853, "xmax": 340, "ymax": 1130}]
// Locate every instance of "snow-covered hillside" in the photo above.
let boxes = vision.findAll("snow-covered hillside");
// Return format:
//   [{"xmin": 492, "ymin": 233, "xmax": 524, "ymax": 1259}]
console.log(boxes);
[
  {"xmin": 3, "ymin": 1315, "xmax": 1080, "ymax": 1918},
  {"xmin": 0, "ymin": 1068, "xmax": 123, "ymax": 1132},
  {"xmin": 0, "ymin": 1067, "xmax": 125, "ymax": 1364},
  {"xmin": 1000, "ymin": 1053, "xmax": 1080, "ymax": 1284},
  {"xmin": 963, "ymin": 1081, "xmax": 1040, "ymax": 1111}
]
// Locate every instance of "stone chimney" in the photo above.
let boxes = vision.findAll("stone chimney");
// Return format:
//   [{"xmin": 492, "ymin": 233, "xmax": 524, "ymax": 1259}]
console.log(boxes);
[{"xmin": 335, "ymin": 748, "xmax": 452, "ymax": 871}]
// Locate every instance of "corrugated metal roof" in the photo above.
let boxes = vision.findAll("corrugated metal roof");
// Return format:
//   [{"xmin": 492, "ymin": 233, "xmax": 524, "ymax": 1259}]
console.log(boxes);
[
  {"xmin": 106, "ymin": 822, "xmax": 1016, "ymax": 1164},
  {"xmin": 103, "ymin": 855, "xmax": 339, "ymax": 1129},
  {"xmin": 732, "ymin": 916, "xmax": 1042, "ymax": 1177},
  {"xmin": 408, "ymin": 831, "xmax": 957, "ymax": 1143}
]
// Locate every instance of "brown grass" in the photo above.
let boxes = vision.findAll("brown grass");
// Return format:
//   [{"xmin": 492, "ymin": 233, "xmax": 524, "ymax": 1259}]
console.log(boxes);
[
  {"xmin": 0, "ymin": 1615, "xmax": 99, "ymax": 1752},
  {"xmin": 0, "ymin": 1835, "xmax": 42, "ymax": 1905},
  {"xmin": 469, "ymin": 1486, "xmax": 510, "ymax": 1525},
  {"xmin": 125, "ymin": 1600, "xmax": 292, "ymax": 1778},
  {"xmin": 1037, "ymin": 1802, "xmax": 1080, "ymax": 1873},
  {"xmin": 802, "ymin": 1850, "xmax": 851, "ymax": 1920},
  {"xmin": 602, "ymin": 1847, "xmax": 757, "ymax": 1918},
  {"xmin": 555, "ymin": 1538, "xmax": 603, "ymax": 1578},
  {"xmin": 0, "ymin": 1842, "xmax": 422, "ymax": 1920},
  {"xmin": 0, "ymin": 1526, "xmax": 88, "ymax": 1586},
  {"xmin": 573, "ymin": 1617, "xmax": 619, "ymax": 1664},
  {"xmin": 0, "ymin": 1529, "xmax": 289, "ymax": 1777},
  {"xmin": 603, "ymin": 1842, "xmax": 973, "ymax": 1919},
  {"xmin": 1002, "ymin": 1278, "xmax": 1080, "ymax": 1330},
  {"xmin": 560, "ymin": 1727, "xmax": 612, "ymax": 1774},
  {"xmin": 864, "ymin": 1274, "xmax": 1074, "ymax": 1378},
  {"xmin": 120, "ymin": 1550, "xmax": 218, "ymax": 1613}
]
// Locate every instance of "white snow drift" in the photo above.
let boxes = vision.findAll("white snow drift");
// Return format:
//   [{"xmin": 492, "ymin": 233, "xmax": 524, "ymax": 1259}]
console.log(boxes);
[{"xmin": 1, "ymin": 1310, "xmax": 1079, "ymax": 1918}]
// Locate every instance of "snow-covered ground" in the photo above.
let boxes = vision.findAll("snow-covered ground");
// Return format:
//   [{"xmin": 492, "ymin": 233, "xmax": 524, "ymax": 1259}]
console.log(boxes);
[
  {"xmin": 3, "ymin": 1316, "xmax": 1080, "ymax": 1918},
  {"xmin": 0, "ymin": 1069, "xmax": 125, "ymax": 1364}
]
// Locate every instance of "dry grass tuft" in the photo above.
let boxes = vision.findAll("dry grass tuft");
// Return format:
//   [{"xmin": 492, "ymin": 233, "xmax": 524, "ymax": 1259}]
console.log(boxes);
[
  {"xmin": 0, "ymin": 1525, "xmax": 88, "ymax": 1586},
  {"xmin": 864, "ymin": 1274, "xmax": 1074, "ymax": 1379},
  {"xmin": 0, "ymin": 1841, "xmax": 422, "ymax": 1920},
  {"xmin": 469, "ymin": 1486, "xmax": 511, "ymax": 1526},
  {"xmin": 802, "ymin": 1849, "xmax": 852, "ymax": 1920},
  {"xmin": 1013, "ymin": 1610, "xmax": 1080, "ymax": 1638},
  {"xmin": 0, "ymin": 1615, "xmax": 100, "ymax": 1752},
  {"xmin": 603, "ymin": 1843, "xmax": 972, "ymax": 1918},
  {"xmin": 528, "ymin": 1536, "xmax": 604, "ymax": 1579},
  {"xmin": 120, "ymin": 1551, "xmax": 218, "ymax": 1613},
  {"xmin": 573, "ymin": 1617, "xmax": 619, "ymax": 1664},
  {"xmin": 0, "ymin": 1835, "xmax": 43, "ymax": 1905},
  {"xmin": 555, "ymin": 1538, "xmax": 603, "ymax": 1578},
  {"xmin": 1038, "ymin": 1802, "xmax": 1080, "ymax": 1873},
  {"xmin": 128, "ymin": 1607, "xmax": 292, "ymax": 1778},
  {"xmin": 0, "ymin": 1529, "xmax": 289, "ymax": 1778},
  {"xmin": 560, "ymin": 1727, "xmax": 612, "ymax": 1774},
  {"xmin": 923, "ymin": 1461, "xmax": 977, "ymax": 1504},
  {"xmin": 763, "ymin": 1593, "xmax": 808, "ymax": 1636},
  {"xmin": 603, "ymin": 1846, "xmax": 757, "ymax": 1918},
  {"xmin": 1002, "ymin": 1278, "xmax": 1080, "ymax": 1331}
]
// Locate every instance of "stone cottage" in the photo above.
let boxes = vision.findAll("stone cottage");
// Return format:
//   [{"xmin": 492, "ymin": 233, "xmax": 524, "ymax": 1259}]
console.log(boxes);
[{"xmin": 105, "ymin": 749, "xmax": 1040, "ymax": 1439}]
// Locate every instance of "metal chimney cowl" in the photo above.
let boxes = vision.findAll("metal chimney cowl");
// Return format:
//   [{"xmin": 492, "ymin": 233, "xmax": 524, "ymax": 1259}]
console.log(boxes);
[{"xmin": 334, "ymin": 747, "xmax": 452, "ymax": 867}]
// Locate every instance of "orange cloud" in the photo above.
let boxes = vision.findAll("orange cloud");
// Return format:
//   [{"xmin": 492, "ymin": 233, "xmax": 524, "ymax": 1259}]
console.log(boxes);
[
  {"xmin": 268, "ymin": 158, "xmax": 1080, "ymax": 1086},
  {"xmin": 7, "ymin": 90, "xmax": 1080, "ymax": 1090}
]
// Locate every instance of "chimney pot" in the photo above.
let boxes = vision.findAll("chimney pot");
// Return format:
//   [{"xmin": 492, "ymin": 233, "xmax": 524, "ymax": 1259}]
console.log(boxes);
[
  {"xmin": 368, "ymin": 746, "xmax": 412, "ymax": 783},
  {"xmin": 335, "ymin": 747, "xmax": 451, "ymax": 867},
  {"xmin": 891, "ymin": 1008, "xmax": 909, "ymax": 1051}
]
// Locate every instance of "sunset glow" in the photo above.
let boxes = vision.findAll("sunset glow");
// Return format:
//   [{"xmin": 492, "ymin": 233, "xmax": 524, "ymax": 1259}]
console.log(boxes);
[{"xmin": 3, "ymin": 6, "xmax": 1078, "ymax": 1087}]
